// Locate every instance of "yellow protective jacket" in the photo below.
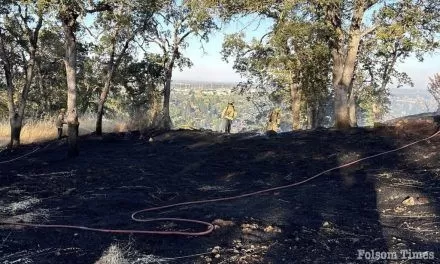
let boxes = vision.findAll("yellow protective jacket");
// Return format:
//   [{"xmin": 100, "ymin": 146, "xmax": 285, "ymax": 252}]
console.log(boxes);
[
  {"xmin": 221, "ymin": 104, "xmax": 237, "ymax": 120},
  {"xmin": 56, "ymin": 113, "xmax": 66, "ymax": 128},
  {"xmin": 266, "ymin": 109, "xmax": 281, "ymax": 131}
]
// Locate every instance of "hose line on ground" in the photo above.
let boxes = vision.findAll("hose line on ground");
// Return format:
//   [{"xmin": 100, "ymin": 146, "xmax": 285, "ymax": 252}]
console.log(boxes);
[{"xmin": 1, "ymin": 130, "xmax": 439, "ymax": 236}]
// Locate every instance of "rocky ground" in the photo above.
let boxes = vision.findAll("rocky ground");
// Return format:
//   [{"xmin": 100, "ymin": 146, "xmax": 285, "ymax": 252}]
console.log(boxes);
[{"xmin": 0, "ymin": 115, "xmax": 439, "ymax": 263}]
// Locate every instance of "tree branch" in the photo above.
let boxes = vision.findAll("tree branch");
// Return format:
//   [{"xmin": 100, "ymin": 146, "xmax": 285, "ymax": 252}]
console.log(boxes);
[
  {"xmin": 361, "ymin": 24, "xmax": 379, "ymax": 37},
  {"xmin": 114, "ymin": 31, "xmax": 136, "ymax": 69},
  {"xmin": 31, "ymin": 14, "xmax": 43, "ymax": 47},
  {"xmin": 86, "ymin": 2, "xmax": 113, "ymax": 13},
  {"xmin": 177, "ymin": 29, "xmax": 195, "ymax": 45},
  {"xmin": 365, "ymin": 0, "xmax": 380, "ymax": 10}
]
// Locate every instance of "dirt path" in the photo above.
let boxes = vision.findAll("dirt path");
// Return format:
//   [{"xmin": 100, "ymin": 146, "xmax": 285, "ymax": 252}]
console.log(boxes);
[{"xmin": 0, "ymin": 126, "xmax": 439, "ymax": 263}]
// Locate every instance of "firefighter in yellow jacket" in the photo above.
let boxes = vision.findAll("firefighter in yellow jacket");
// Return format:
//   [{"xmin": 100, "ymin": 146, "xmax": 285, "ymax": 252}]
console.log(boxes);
[
  {"xmin": 266, "ymin": 108, "xmax": 281, "ymax": 132},
  {"xmin": 221, "ymin": 102, "xmax": 237, "ymax": 133}
]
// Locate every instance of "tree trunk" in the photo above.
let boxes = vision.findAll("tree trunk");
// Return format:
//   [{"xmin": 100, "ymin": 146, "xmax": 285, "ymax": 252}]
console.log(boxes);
[
  {"xmin": 333, "ymin": 84, "xmax": 350, "ymax": 128},
  {"xmin": 62, "ymin": 16, "xmax": 79, "ymax": 157},
  {"xmin": 95, "ymin": 29, "xmax": 132, "ymax": 135},
  {"xmin": 316, "ymin": 104, "xmax": 326, "ymax": 128},
  {"xmin": 348, "ymin": 93, "xmax": 357, "ymax": 127},
  {"xmin": 155, "ymin": 42, "xmax": 180, "ymax": 131},
  {"xmin": 96, "ymin": 104, "xmax": 104, "ymax": 135},
  {"xmin": 327, "ymin": 2, "xmax": 365, "ymax": 129},
  {"xmin": 147, "ymin": 84, "xmax": 161, "ymax": 127},
  {"xmin": 348, "ymin": 98, "xmax": 358, "ymax": 127},
  {"xmin": 9, "ymin": 114, "xmax": 22, "ymax": 148},
  {"xmin": 344, "ymin": 32, "xmax": 361, "ymax": 128},
  {"xmin": 12, "ymin": 47, "xmax": 38, "ymax": 146},
  {"xmin": 2, "ymin": 45, "xmax": 37, "ymax": 148},
  {"xmin": 331, "ymin": 42, "xmax": 351, "ymax": 129},
  {"xmin": 154, "ymin": 64, "xmax": 173, "ymax": 131},
  {"xmin": 1, "ymin": 33, "xmax": 35, "ymax": 148},
  {"xmin": 68, "ymin": 122, "xmax": 79, "ymax": 157},
  {"xmin": 306, "ymin": 105, "xmax": 312, "ymax": 130},
  {"xmin": 308, "ymin": 104, "xmax": 319, "ymax": 129},
  {"xmin": 2, "ymin": 59, "xmax": 17, "ymax": 148},
  {"xmin": 95, "ymin": 78, "xmax": 111, "ymax": 136},
  {"xmin": 332, "ymin": 33, "xmax": 361, "ymax": 129},
  {"xmin": 291, "ymin": 82, "xmax": 302, "ymax": 130},
  {"xmin": 160, "ymin": 74, "xmax": 173, "ymax": 130}
]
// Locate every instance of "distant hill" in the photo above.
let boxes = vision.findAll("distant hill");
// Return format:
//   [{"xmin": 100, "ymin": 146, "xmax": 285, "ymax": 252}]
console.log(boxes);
[
  {"xmin": 386, "ymin": 88, "xmax": 437, "ymax": 120},
  {"xmin": 170, "ymin": 81, "xmax": 438, "ymax": 130},
  {"xmin": 390, "ymin": 88, "xmax": 431, "ymax": 95}
]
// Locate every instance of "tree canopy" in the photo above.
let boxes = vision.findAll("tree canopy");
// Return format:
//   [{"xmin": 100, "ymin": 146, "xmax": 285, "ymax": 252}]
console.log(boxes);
[
  {"xmin": 204, "ymin": 0, "xmax": 440, "ymax": 128},
  {"xmin": 0, "ymin": 0, "xmax": 439, "ymax": 153}
]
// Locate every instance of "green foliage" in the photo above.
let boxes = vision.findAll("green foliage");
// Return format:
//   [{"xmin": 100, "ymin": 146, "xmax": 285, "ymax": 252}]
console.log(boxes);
[
  {"xmin": 0, "ymin": 0, "xmax": 46, "ymax": 118},
  {"xmin": 200, "ymin": 0, "xmax": 286, "ymax": 20},
  {"xmin": 113, "ymin": 54, "xmax": 165, "ymax": 116},
  {"xmin": 144, "ymin": 0, "xmax": 218, "ymax": 73},
  {"xmin": 353, "ymin": 0, "xmax": 440, "ymax": 124},
  {"xmin": 220, "ymin": 1, "xmax": 332, "ymax": 127},
  {"xmin": 208, "ymin": 0, "xmax": 440, "ymax": 127},
  {"xmin": 1, "ymin": 0, "xmax": 439, "ymax": 132},
  {"xmin": 169, "ymin": 88, "xmax": 278, "ymax": 132}
]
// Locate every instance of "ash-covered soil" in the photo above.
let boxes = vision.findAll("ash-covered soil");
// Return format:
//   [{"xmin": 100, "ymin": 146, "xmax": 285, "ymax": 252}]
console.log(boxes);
[{"xmin": 1, "ymin": 118, "xmax": 440, "ymax": 263}]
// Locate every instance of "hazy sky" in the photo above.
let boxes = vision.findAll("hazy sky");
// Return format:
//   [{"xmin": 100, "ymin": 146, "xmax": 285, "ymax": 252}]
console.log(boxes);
[
  {"xmin": 172, "ymin": 17, "xmax": 439, "ymax": 91},
  {"xmin": 172, "ymin": 15, "xmax": 271, "ymax": 83}
]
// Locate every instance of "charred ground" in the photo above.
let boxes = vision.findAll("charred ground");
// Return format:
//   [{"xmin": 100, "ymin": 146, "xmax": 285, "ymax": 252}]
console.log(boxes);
[{"xmin": 1, "ymin": 116, "xmax": 440, "ymax": 263}]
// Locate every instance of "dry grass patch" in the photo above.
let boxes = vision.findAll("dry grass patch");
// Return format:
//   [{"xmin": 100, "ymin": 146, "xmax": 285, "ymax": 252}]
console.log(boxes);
[
  {"xmin": 0, "ymin": 117, "xmax": 108, "ymax": 145},
  {"xmin": 95, "ymin": 243, "xmax": 170, "ymax": 264},
  {"xmin": 95, "ymin": 244, "xmax": 130, "ymax": 264},
  {"xmin": 0, "ymin": 119, "xmax": 57, "ymax": 145},
  {"xmin": 114, "ymin": 122, "xmax": 130, "ymax": 133}
]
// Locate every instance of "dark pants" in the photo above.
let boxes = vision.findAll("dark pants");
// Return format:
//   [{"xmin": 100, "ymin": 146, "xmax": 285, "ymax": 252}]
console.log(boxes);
[
  {"xmin": 224, "ymin": 119, "xmax": 232, "ymax": 133},
  {"xmin": 57, "ymin": 127, "xmax": 63, "ymax": 139}
]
